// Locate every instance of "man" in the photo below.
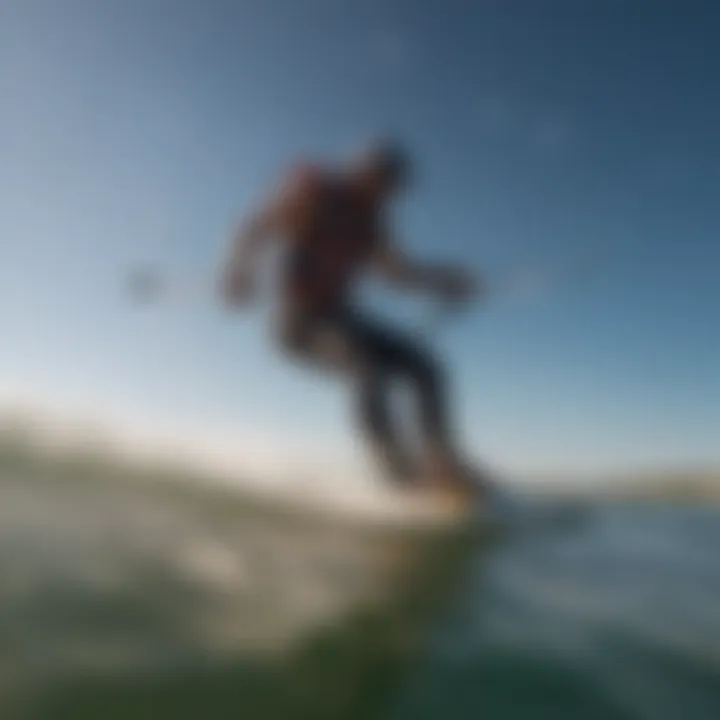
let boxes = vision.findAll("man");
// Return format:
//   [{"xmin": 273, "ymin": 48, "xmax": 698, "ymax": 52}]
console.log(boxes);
[{"xmin": 220, "ymin": 139, "xmax": 486, "ymax": 506}]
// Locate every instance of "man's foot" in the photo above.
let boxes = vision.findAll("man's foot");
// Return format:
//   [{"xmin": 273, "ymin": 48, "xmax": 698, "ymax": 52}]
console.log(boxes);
[
  {"xmin": 424, "ymin": 458, "xmax": 491, "ymax": 508},
  {"xmin": 432, "ymin": 486, "xmax": 477, "ymax": 516}
]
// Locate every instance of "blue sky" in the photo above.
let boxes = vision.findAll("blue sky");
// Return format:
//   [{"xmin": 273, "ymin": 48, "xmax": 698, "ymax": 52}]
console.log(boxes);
[{"xmin": 1, "ymin": 0, "xmax": 719, "ymax": 479}]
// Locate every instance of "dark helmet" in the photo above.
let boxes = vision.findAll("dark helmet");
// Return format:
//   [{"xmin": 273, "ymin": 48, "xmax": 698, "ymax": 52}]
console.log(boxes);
[{"xmin": 358, "ymin": 138, "xmax": 412, "ymax": 187}]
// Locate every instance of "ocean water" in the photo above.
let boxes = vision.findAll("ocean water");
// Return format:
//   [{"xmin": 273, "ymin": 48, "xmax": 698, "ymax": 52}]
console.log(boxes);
[{"xmin": 1, "ymin": 456, "xmax": 719, "ymax": 720}]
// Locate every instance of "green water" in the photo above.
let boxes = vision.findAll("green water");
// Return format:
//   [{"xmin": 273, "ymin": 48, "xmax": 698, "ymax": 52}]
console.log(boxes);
[{"xmin": 1, "ymin": 456, "xmax": 719, "ymax": 720}]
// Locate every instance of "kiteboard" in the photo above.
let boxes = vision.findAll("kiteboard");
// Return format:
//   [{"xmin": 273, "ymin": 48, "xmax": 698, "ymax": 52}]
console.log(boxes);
[{"xmin": 277, "ymin": 482, "xmax": 591, "ymax": 539}]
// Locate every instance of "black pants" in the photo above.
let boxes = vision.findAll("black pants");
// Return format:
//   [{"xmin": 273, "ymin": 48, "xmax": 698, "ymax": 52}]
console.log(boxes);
[{"xmin": 277, "ymin": 303, "xmax": 455, "ymax": 484}]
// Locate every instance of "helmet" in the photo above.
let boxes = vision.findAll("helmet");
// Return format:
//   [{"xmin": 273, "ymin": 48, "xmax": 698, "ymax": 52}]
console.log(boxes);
[{"xmin": 358, "ymin": 138, "xmax": 411, "ymax": 187}]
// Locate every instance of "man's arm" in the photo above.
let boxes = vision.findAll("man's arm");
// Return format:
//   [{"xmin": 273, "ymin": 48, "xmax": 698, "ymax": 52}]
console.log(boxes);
[
  {"xmin": 220, "ymin": 167, "xmax": 318, "ymax": 307},
  {"xmin": 219, "ymin": 203, "xmax": 280, "ymax": 306},
  {"xmin": 371, "ymin": 239, "xmax": 480, "ymax": 301}
]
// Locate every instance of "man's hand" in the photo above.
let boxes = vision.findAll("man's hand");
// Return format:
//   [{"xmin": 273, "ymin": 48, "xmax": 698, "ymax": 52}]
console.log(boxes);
[
  {"xmin": 220, "ymin": 200, "xmax": 286, "ymax": 309},
  {"xmin": 372, "ymin": 243, "xmax": 482, "ymax": 303},
  {"xmin": 433, "ymin": 266, "xmax": 480, "ymax": 303}
]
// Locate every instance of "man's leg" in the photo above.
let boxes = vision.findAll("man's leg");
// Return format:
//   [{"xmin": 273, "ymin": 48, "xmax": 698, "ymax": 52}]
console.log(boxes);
[
  {"xmin": 353, "ymin": 361, "xmax": 417, "ymax": 486},
  {"xmin": 276, "ymin": 305, "xmax": 415, "ymax": 485},
  {"xmin": 339, "ymin": 309, "xmax": 480, "ymax": 498}
]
